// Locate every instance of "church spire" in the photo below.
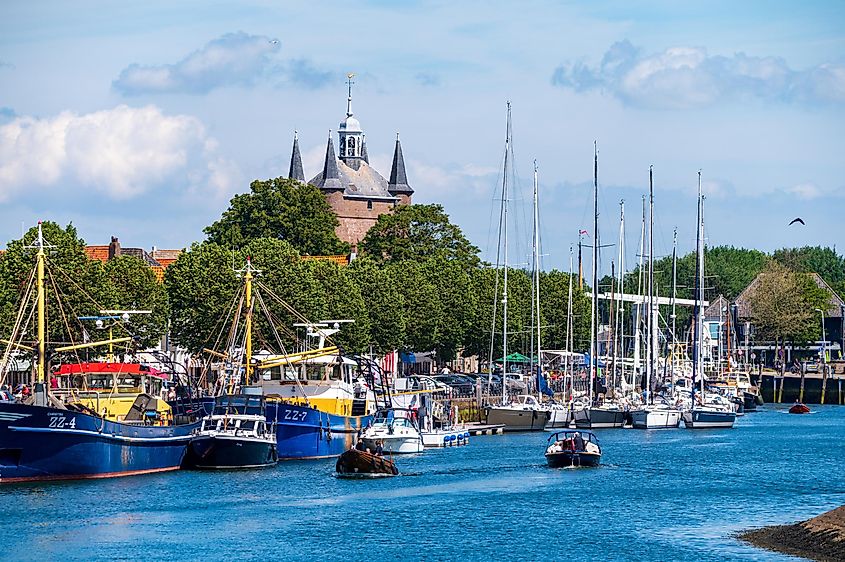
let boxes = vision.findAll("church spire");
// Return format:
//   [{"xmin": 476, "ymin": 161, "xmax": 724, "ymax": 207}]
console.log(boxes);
[
  {"xmin": 346, "ymin": 72, "xmax": 354, "ymax": 117},
  {"xmin": 320, "ymin": 130, "xmax": 343, "ymax": 191},
  {"xmin": 388, "ymin": 132, "xmax": 413, "ymax": 195},
  {"xmin": 288, "ymin": 130, "xmax": 305, "ymax": 182}
]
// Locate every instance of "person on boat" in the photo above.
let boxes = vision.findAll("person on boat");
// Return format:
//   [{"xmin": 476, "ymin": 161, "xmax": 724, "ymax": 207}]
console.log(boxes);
[
  {"xmin": 355, "ymin": 439, "xmax": 366, "ymax": 452},
  {"xmin": 374, "ymin": 440, "xmax": 384, "ymax": 456},
  {"xmin": 50, "ymin": 375, "xmax": 58, "ymax": 389},
  {"xmin": 573, "ymin": 432, "xmax": 585, "ymax": 452}
]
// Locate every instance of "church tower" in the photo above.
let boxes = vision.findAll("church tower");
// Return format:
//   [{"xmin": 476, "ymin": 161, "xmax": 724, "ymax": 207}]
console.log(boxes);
[{"xmin": 293, "ymin": 74, "xmax": 414, "ymax": 246}]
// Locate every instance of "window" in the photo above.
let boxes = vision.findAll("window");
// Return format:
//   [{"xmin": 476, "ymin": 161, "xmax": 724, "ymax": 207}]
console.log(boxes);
[{"xmin": 367, "ymin": 200, "xmax": 373, "ymax": 210}]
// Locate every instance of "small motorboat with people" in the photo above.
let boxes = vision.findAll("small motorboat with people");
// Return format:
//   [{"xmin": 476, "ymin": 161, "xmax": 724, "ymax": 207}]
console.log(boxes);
[
  {"xmin": 788, "ymin": 402, "xmax": 811, "ymax": 414},
  {"xmin": 360, "ymin": 408, "xmax": 424, "ymax": 454},
  {"xmin": 336, "ymin": 444, "xmax": 399, "ymax": 478},
  {"xmin": 184, "ymin": 395, "xmax": 277, "ymax": 469},
  {"xmin": 545, "ymin": 430, "xmax": 602, "ymax": 468}
]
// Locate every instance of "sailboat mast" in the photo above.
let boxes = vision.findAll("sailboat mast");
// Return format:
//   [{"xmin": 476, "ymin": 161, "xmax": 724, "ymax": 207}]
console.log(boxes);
[
  {"xmin": 693, "ymin": 171, "xmax": 703, "ymax": 399},
  {"xmin": 633, "ymin": 196, "xmax": 645, "ymax": 391},
  {"xmin": 647, "ymin": 166, "xmax": 655, "ymax": 404},
  {"xmin": 566, "ymin": 245, "xmax": 574, "ymax": 401},
  {"xmin": 590, "ymin": 142, "xmax": 598, "ymax": 405},
  {"xmin": 36, "ymin": 223, "xmax": 46, "ymax": 384},
  {"xmin": 671, "ymin": 227, "xmax": 678, "ymax": 378},
  {"xmin": 614, "ymin": 201, "xmax": 625, "ymax": 391},
  {"xmin": 501, "ymin": 103, "xmax": 511, "ymax": 403},
  {"xmin": 532, "ymin": 160, "xmax": 543, "ymax": 401}
]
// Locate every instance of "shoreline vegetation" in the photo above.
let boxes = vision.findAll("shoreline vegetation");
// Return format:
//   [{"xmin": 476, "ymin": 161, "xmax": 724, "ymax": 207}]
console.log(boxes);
[{"xmin": 738, "ymin": 504, "xmax": 845, "ymax": 561}]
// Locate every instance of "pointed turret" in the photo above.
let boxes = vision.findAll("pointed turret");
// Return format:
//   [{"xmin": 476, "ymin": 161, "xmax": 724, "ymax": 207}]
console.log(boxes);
[
  {"xmin": 288, "ymin": 131, "xmax": 305, "ymax": 182},
  {"xmin": 314, "ymin": 131, "xmax": 343, "ymax": 191},
  {"xmin": 388, "ymin": 133, "xmax": 413, "ymax": 196}
]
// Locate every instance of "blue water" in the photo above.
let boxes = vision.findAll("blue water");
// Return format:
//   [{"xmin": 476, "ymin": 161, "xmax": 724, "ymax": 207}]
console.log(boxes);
[{"xmin": 2, "ymin": 406, "xmax": 844, "ymax": 561}]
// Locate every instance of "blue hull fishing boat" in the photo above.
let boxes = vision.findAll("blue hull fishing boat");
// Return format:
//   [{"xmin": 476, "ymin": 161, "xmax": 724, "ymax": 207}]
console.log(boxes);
[
  {"xmin": 0, "ymin": 224, "xmax": 198, "ymax": 484},
  {"xmin": 0, "ymin": 401, "xmax": 193, "ymax": 483},
  {"xmin": 265, "ymin": 401, "xmax": 371, "ymax": 460}
]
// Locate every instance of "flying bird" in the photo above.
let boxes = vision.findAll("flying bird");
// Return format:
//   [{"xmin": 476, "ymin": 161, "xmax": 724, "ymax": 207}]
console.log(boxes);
[
  {"xmin": 269, "ymin": 39, "xmax": 279, "ymax": 45},
  {"xmin": 789, "ymin": 217, "xmax": 805, "ymax": 226}
]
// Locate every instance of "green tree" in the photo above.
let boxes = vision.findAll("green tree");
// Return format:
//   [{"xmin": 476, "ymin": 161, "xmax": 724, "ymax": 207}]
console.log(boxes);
[
  {"xmin": 360, "ymin": 204, "xmax": 480, "ymax": 266},
  {"xmin": 348, "ymin": 258, "xmax": 406, "ymax": 354},
  {"xmin": 304, "ymin": 260, "xmax": 371, "ymax": 353},
  {"xmin": 774, "ymin": 246, "xmax": 845, "ymax": 286},
  {"xmin": 104, "ymin": 256, "xmax": 169, "ymax": 349},
  {"xmin": 204, "ymin": 177, "xmax": 350, "ymax": 255},
  {"xmin": 0, "ymin": 222, "xmax": 127, "ymax": 362},
  {"xmin": 539, "ymin": 270, "xmax": 591, "ymax": 352},
  {"xmin": 747, "ymin": 260, "xmax": 829, "ymax": 352},
  {"xmin": 422, "ymin": 256, "xmax": 477, "ymax": 361},
  {"xmin": 387, "ymin": 260, "xmax": 442, "ymax": 353}
]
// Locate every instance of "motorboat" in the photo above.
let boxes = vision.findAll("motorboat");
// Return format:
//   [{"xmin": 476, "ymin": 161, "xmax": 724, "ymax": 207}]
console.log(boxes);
[
  {"xmin": 420, "ymin": 427, "xmax": 469, "ymax": 448},
  {"xmin": 184, "ymin": 395, "xmax": 277, "ymax": 469},
  {"xmin": 485, "ymin": 395, "xmax": 551, "ymax": 432},
  {"xmin": 788, "ymin": 402, "xmax": 811, "ymax": 414},
  {"xmin": 336, "ymin": 447, "xmax": 398, "ymax": 478},
  {"xmin": 361, "ymin": 409, "xmax": 424, "ymax": 454},
  {"xmin": 545, "ymin": 430, "xmax": 602, "ymax": 468}
]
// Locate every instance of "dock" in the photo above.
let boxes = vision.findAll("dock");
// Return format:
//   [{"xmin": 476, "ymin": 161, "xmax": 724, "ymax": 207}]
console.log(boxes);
[{"xmin": 463, "ymin": 422, "xmax": 505, "ymax": 436}]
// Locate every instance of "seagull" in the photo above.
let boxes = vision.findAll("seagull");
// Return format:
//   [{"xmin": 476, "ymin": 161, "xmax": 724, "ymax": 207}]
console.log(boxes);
[
  {"xmin": 789, "ymin": 217, "xmax": 805, "ymax": 226},
  {"xmin": 269, "ymin": 39, "xmax": 279, "ymax": 45}
]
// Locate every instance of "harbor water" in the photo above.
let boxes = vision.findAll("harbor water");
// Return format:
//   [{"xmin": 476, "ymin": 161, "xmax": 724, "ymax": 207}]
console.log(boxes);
[{"xmin": 2, "ymin": 406, "xmax": 843, "ymax": 561}]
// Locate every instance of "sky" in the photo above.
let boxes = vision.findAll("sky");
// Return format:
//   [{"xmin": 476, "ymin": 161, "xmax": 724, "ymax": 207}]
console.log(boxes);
[{"xmin": 1, "ymin": 0, "xmax": 843, "ymax": 274}]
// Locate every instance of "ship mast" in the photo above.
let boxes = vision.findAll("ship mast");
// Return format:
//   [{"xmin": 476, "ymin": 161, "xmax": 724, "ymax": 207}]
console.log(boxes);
[
  {"xmin": 35, "ymin": 223, "xmax": 47, "ymax": 384},
  {"xmin": 589, "ymin": 142, "xmax": 599, "ymax": 405}
]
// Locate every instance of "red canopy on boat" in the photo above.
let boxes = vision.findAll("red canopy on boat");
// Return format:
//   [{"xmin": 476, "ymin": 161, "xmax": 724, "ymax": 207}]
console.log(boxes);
[{"xmin": 54, "ymin": 362, "xmax": 169, "ymax": 380}]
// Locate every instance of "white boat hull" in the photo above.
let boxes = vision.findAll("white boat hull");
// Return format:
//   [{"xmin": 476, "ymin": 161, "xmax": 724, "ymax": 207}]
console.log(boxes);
[
  {"xmin": 362, "ymin": 435, "xmax": 423, "ymax": 454},
  {"xmin": 630, "ymin": 408, "xmax": 681, "ymax": 429},
  {"xmin": 545, "ymin": 408, "xmax": 571, "ymax": 429},
  {"xmin": 573, "ymin": 407, "xmax": 625, "ymax": 429}
]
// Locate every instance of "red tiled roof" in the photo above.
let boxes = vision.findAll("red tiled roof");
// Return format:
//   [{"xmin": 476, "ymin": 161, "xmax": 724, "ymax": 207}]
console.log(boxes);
[
  {"xmin": 150, "ymin": 265, "xmax": 165, "ymax": 283},
  {"xmin": 300, "ymin": 255, "xmax": 349, "ymax": 265},
  {"xmin": 85, "ymin": 245, "xmax": 110, "ymax": 262}
]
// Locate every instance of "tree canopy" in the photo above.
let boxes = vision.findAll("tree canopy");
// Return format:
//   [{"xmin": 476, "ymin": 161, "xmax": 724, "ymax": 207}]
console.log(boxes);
[
  {"xmin": 359, "ymin": 204, "xmax": 480, "ymax": 267},
  {"xmin": 204, "ymin": 177, "xmax": 350, "ymax": 256}
]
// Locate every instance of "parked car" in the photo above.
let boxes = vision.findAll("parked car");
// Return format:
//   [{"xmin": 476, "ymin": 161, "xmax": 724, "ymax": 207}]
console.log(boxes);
[{"xmin": 433, "ymin": 374, "xmax": 474, "ymax": 397}]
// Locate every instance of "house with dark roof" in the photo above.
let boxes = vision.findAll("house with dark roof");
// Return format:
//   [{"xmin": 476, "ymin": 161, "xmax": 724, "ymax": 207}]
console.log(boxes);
[
  {"xmin": 287, "ymin": 75, "xmax": 413, "ymax": 245},
  {"xmin": 85, "ymin": 237, "xmax": 182, "ymax": 282}
]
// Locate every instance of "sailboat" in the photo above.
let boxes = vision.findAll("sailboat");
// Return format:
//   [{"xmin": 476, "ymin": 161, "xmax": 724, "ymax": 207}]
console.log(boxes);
[
  {"xmin": 682, "ymin": 173, "xmax": 737, "ymax": 429},
  {"xmin": 0, "ymin": 223, "xmax": 197, "ymax": 483},
  {"xmin": 484, "ymin": 105, "xmax": 550, "ymax": 432},
  {"xmin": 630, "ymin": 167, "xmax": 681, "ymax": 429},
  {"xmin": 573, "ymin": 144, "xmax": 626, "ymax": 429}
]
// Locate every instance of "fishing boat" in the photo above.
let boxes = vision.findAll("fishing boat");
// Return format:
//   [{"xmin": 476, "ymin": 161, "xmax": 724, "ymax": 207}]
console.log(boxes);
[
  {"xmin": 336, "ymin": 447, "xmax": 398, "ymax": 478},
  {"xmin": 682, "ymin": 174, "xmax": 736, "ymax": 430},
  {"xmin": 360, "ymin": 408, "xmax": 424, "ymax": 454},
  {"xmin": 184, "ymin": 395, "xmax": 277, "ymax": 469},
  {"xmin": 545, "ymin": 430, "xmax": 602, "ymax": 468},
  {"xmin": 788, "ymin": 402, "xmax": 811, "ymax": 414},
  {"xmin": 0, "ymin": 224, "xmax": 197, "ymax": 483}
]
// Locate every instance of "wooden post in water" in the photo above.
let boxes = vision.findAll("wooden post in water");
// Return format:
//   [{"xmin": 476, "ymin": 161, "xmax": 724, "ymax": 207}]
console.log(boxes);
[
  {"xmin": 820, "ymin": 365, "xmax": 828, "ymax": 404},
  {"xmin": 799, "ymin": 365, "xmax": 805, "ymax": 404}
]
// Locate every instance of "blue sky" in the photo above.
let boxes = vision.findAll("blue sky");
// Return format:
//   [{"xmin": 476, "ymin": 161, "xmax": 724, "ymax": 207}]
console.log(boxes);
[{"xmin": 1, "ymin": 0, "xmax": 843, "ymax": 273}]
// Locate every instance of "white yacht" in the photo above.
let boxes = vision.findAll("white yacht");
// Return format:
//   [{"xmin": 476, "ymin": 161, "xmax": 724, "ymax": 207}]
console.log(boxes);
[{"xmin": 361, "ymin": 409, "xmax": 424, "ymax": 454}]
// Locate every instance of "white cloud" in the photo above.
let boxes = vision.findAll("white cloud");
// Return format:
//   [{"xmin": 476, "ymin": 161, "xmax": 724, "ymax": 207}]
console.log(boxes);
[
  {"xmin": 787, "ymin": 182, "xmax": 821, "ymax": 199},
  {"xmin": 113, "ymin": 32, "xmax": 334, "ymax": 95},
  {"xmin": 0, "ymin": 105, "xmax": 239, "ymax": 201},
  {"xmin": 552, "ymin": 40, "xmax": 845, "ymax": 109}
]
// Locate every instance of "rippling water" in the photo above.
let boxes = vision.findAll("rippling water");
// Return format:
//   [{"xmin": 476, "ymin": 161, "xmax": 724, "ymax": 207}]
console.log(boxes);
[{"xmin": 2, "ymin": 406, "xmax": 844, "ymax": 561}]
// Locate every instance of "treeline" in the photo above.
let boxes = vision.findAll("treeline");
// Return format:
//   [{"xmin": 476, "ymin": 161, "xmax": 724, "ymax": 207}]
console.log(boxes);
[{"xmin": 1, "ymin": 178, "xmax": 842, "ymax": 362}]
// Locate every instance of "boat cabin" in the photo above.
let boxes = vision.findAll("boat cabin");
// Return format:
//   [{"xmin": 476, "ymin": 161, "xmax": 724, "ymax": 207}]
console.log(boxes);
[{"xmin": 53, "ymin": 362, "xmax": 172, "ymax": 423}]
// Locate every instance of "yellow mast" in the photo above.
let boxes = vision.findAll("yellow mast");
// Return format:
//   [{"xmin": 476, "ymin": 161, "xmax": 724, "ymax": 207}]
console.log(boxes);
[
  {"xmin": 244, "ymin": 258, "xmax": 253, "ymax": 385},
  {"xmin": 36, "ymin": 222, "xmax": 47, "ymax": 384}
]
